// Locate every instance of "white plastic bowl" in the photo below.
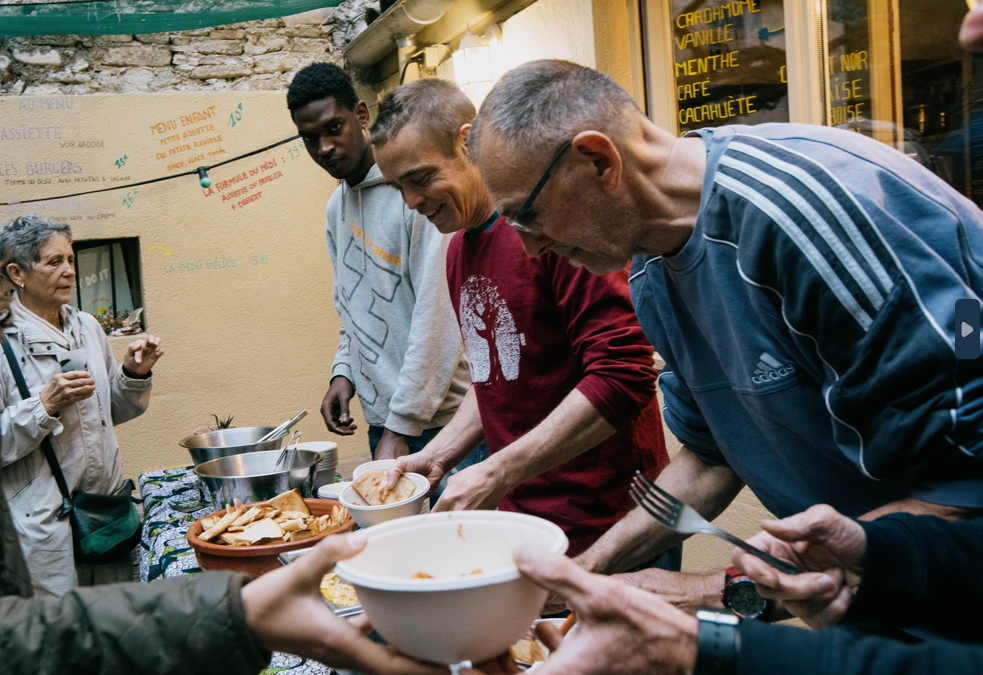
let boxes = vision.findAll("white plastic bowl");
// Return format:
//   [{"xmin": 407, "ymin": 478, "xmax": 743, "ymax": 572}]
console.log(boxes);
[
  {"xmin": 338, "ymin": 472, "xmax": 430, "ymax": 528},
  {"xmin": 295, "ymin": 441, "xmax": 339, "ymax": 457},
  {"xmin": 352, "ymin": 459, "xmax": 430, "ymax": 514},
  {"xmin": 352, "ymin": 459, "xmax": 395, "ymax": 479},
  {"xmin": 316, "ymin": 481, "xmax": 351, "ymax": 500},
  {"xmin": 334, "ymin": 510, "xmax": 568, "ymax": 664}
]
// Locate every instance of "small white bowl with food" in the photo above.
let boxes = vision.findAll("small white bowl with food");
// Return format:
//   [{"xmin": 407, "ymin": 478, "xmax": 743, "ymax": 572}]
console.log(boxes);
[
  {"xmin": 353, "ymin": 459, "xmax": 431, "ymax": 514},
  {"xmin": 334, "ymin": 510, "xmax": 568, "ymax": 665},
  {"xmin": 338, "ymin": 469, "xmax": 430, "ymax": 528},
  {"xmin": 352, "ymin": 459, "xmax": 396, "ymax": 479}
]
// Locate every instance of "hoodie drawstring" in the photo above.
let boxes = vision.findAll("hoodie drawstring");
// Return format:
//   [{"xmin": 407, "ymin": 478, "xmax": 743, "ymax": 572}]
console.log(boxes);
[
  {"xmin": 359, "ymin": 184, "xmax": 367, "ymax": 274},
  {"xmin": 343, "ymin": 179, "xmax": 368, "ymax": 274}
]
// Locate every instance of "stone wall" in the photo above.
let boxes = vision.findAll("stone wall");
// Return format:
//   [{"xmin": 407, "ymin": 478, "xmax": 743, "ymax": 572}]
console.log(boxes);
[{"xmin": 0, "ymin": 0, "xmax": 376, "ymax": 96}]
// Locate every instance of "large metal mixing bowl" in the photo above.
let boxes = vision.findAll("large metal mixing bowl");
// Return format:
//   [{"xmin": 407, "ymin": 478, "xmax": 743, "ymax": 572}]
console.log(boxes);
[
  {"xmin": 192, "ymin": 449, "xmax": 322, "ymax": 508},
  {"xmin": 180, "ymin": 427, "xmax": 286, "ymax": 466}
]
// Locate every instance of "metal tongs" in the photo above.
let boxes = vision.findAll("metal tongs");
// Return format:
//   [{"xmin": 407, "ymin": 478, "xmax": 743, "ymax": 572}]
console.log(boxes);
[
  {"xmin": 275, "ymin": 429, "xmax": 302, "ymax": 467},
  {"xmin": 258, "ymin": 409, "xmax": 308, "ymax": 443}
]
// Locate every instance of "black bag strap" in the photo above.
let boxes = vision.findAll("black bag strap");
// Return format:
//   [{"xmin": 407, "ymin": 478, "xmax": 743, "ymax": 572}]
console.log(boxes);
[{"xmin": 2, "ymin": 338, "xmax": 73, "ymax": 517}]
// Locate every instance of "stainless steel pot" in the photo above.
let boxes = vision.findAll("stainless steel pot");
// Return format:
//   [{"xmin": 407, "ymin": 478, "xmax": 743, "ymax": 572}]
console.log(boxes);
[
  {"xmin": 193, "ymin": 449, "xmax": 323, "ymax": 508},
  {"xmin": 180, "ymin": 427, "xmax": 286, "ymax": 466}
]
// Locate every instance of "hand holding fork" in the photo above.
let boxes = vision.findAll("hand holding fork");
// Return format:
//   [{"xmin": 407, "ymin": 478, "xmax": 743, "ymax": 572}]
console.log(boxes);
[{"xmin": 629, "ymin": 471, "xmax": 803, "ymax": 575}]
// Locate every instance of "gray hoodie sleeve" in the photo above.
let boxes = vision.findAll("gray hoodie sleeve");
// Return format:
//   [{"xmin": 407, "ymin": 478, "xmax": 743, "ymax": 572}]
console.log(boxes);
[
  {"xmin": 384, "ymin": 212, "xmax": 465, "ymax": 436},
  {"xmin": 325, "ymin": 199, "xmax": 354, "ymax": 386}
]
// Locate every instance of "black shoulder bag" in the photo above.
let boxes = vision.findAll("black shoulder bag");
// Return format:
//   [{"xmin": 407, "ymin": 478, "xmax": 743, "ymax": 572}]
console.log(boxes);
[{"xmin": 2, "ymin": 339, "xmax": 141, "ymax": 566}]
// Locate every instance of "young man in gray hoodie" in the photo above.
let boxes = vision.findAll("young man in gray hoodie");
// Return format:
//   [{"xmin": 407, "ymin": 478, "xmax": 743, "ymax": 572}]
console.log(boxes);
[{"xmin": 288, "ymin": 63, "xmax": 473, "ymax": 462}]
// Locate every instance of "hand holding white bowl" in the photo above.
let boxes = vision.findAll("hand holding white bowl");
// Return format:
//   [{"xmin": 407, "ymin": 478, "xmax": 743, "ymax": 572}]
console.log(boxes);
[
  {"xmin": 241, "ymin": 531, "xmax": 448, "ymax": 675},
  {"xmin": 495, "ymin": 543, "xmax": 699, "ymax": 675}
]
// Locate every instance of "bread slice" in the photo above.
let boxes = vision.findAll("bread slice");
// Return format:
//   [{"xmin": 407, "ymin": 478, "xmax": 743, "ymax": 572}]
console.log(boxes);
[
  {"xmin": 352, "ymin": 470, "xmax": 417, "ymax": 506},
  {"xmin": 510, "ymin": 640, "xmax": 546, "ymax": 664},
  {"xmin": 267, "ymin": 488, "xmax": 310, "ymax": 516}
]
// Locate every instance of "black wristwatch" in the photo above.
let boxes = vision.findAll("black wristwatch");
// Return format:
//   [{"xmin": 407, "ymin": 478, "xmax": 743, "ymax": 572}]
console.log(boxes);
[
  {"xmin": 722, "ymin": 566, "xmax": 771, "ymax": 619},
  {"xmin": 694, "ymin": 608, "xmax": 740, "ymax": 675}
]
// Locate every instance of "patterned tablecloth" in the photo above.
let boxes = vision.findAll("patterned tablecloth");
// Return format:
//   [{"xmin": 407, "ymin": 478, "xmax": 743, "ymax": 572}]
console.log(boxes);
[{"xmin": 138, "ymin": 466, "xmax": 334, "ymax": 675}]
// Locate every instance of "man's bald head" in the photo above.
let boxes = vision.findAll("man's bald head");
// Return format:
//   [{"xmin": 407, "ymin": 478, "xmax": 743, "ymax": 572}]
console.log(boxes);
[
  {"xmin": 470, "ymin": 59, "xmax": 704, "ymax": 273},
  {"xmin": 468, "ymin": 59, "xmax": 643, "ymax": 167}
]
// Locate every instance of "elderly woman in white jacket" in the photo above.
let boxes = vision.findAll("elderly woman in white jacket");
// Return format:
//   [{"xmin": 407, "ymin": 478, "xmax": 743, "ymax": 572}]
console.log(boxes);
[{"xmin": 0, "ymin": 215, "xmax": 163, "ymax": 596}]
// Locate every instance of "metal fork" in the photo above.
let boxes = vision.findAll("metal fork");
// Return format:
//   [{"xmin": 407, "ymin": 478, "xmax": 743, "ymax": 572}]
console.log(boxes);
[{"xmin": 630, "ymin": 472, "xmax": 803, "ymax": 575}]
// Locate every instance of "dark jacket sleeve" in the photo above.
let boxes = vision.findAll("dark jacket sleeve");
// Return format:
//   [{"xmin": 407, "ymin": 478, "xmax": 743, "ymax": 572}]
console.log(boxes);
[
  {"xmin": 0, "ymin": 488, "xmax": 32, "ymax": 599},
  {"xmin": 737, "ymin": 620, "xmax": 983, "ymax": 675},
  {"xmin": 546, "ymin": 255, "xmax": 658, "ymax": 429},
  {"xmin": 0, "ymin": 571, "xmax": 269, "ymax": 675},
  {"xmin": 843, "ymin": 513, "xmax": 983, "ymax": 641}
]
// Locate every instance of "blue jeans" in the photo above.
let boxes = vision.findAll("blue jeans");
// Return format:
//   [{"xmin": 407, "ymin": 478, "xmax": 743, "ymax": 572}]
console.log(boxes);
[{"xmin": 367, "ymin": 425, "xmax": 489, "ymax": 508}]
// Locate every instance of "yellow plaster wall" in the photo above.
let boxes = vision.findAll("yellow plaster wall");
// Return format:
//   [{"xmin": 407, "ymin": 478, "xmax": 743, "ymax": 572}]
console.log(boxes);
[{"xmin": 1, "ymin": 91, "xmax": 369, "ymax": 480}]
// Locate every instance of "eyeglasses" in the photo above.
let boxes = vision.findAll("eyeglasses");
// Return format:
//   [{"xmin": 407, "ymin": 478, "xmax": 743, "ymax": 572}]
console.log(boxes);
[{"xmin": 505, "ymin": 139, "xmax": 573, "ymax": 234}]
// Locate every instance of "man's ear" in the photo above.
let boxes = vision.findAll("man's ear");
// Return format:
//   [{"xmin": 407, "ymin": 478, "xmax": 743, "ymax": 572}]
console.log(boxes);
[
  {"xmin": 458, "ymin": 123, "xmax": 472, "ymax": 158},
  {"xmin": 355, "ymin": 100, "xmax": 371, "ymax": 128},
  {"xmin": 571, "ymin": 131, "xmax": 622, "ymax": 193}
]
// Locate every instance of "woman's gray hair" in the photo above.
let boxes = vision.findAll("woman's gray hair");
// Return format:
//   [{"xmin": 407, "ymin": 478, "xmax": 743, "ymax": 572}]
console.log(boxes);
[
  {"xmin": 468, "ymin": 59, "xmax": 642, "ymax": 166},
  {"xmin": 0, "ymin": 215, "xmax": 72, "ymax": 278}
]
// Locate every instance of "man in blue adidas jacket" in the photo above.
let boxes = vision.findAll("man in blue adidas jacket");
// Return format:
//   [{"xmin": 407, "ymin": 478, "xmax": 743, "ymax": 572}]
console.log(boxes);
[{"xmin": 469, "ymin": 58, "xmax": 983, "ymax": 609}]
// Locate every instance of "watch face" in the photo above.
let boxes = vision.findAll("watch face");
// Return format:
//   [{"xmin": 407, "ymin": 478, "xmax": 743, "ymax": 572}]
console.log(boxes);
[{"xmin": 727, "ymin": 581, "xmax": 767, "ymax": 617}]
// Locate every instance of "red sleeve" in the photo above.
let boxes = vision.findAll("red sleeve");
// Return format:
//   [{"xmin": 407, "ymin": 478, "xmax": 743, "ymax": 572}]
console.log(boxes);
[{"xmin": 546, "ymin": 254, "xmax": 657, "ymax": 429}]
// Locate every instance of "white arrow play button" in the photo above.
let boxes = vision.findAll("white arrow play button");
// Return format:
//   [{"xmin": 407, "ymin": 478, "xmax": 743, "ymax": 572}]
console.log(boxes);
[{"xmin": 962, "ymin": 322, "xmax": 974, "ymax": 338}]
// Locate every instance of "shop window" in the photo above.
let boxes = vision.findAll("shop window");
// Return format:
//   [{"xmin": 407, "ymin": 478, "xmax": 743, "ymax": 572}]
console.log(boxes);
[
  {"xmin": 827, "ymin": 0, "xmax": 980, "ymax": 205},
  {"xmin": 670, "ymin": 0, "xmax": 789, "ymax": 133},
  {"xmin": 72, "ymin": 238, "xmax": 144, "ymax": 333}
]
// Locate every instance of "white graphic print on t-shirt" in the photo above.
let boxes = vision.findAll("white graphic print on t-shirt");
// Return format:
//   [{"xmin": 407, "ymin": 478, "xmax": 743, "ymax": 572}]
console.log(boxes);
[{"xmin": 459, "ymin": 275, "xmax": 524, "ymax": 383}]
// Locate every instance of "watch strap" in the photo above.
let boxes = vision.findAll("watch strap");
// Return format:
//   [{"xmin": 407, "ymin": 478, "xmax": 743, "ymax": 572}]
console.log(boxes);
[{"xmin": 694, "ymin": 609, "xmax": 739, "ymax": 675}]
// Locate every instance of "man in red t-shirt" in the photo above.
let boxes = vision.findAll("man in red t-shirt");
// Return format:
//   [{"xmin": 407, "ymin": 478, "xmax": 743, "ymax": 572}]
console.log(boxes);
[{"xmin": 370, "ymin": 79, "xmax": 671, "ymax": 559}]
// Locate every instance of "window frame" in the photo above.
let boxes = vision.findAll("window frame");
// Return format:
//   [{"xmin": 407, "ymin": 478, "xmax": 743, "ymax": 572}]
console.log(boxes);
[
  {"xmin": 640, "ymin": 0, "xmax": 834, "ymax": 130},
  {"xmin": 71, "ymin": 237, "xmax": 144, "ymax": 331}
]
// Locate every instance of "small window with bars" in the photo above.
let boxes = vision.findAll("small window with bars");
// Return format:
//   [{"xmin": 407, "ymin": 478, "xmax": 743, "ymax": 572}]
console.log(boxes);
[{"xmin": 71, "ymin": 238, "xmax": 144, "ymax": 335}]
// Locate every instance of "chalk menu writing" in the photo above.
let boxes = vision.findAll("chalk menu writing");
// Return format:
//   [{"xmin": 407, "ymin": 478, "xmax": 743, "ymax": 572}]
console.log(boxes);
[
  {"xmin": 671, "ymin": 0, "xmax": 789, "ymax": 133},
  {"xmin": 0, "ymin": 93, "xmax": 303, "ymax": 224},
  {"xmin": 150, "ymin": 104, "xmax": 228, "ymax": 172},
  {"xmin": 0, "ymin": 97, "xmax": 114, "ymax": 220},
  {"xmin": 0, "ymin": 98, "xmax": 89, "ymax": 181},
  {"xmin": 201, "ymin": 156, "xmax": 285, "ymax": 212}
]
